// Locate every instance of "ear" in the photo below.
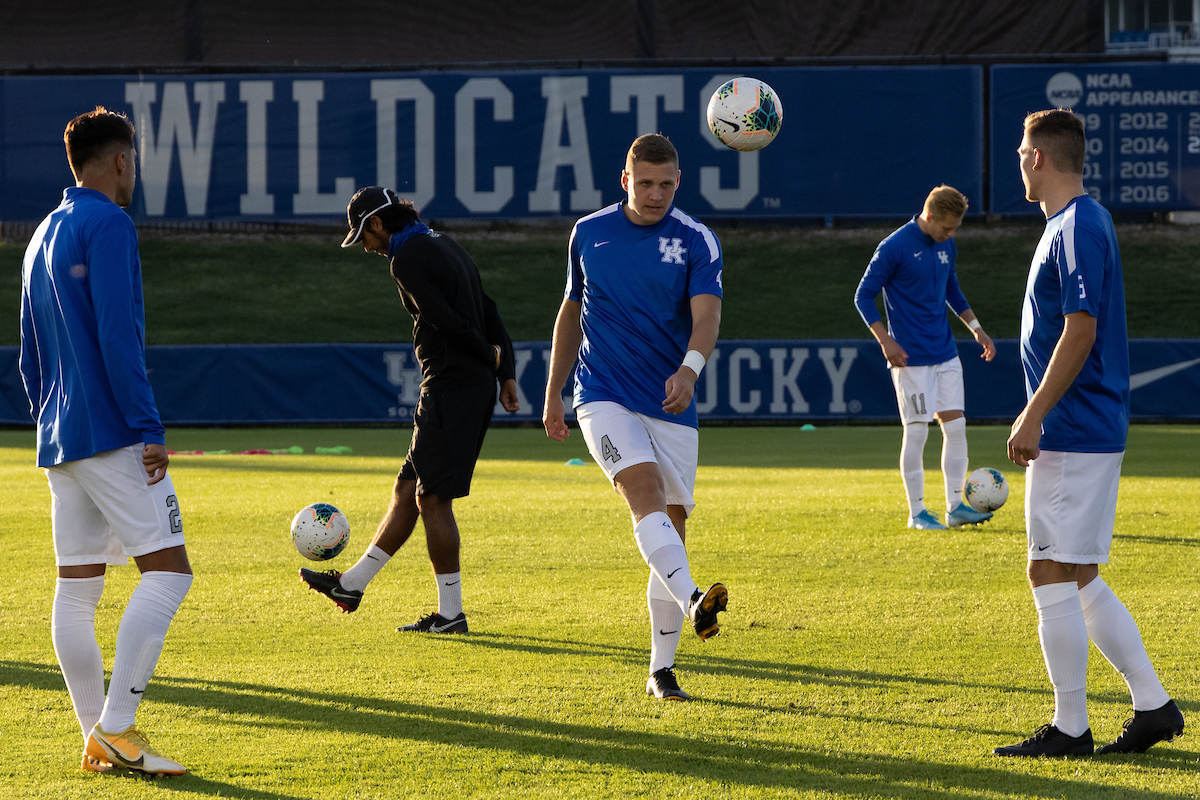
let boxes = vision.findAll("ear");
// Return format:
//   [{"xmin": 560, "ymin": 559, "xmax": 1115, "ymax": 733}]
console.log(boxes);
[{"xmin": 620, "ymin": 169, "xmax": 630, "ymax": 192}]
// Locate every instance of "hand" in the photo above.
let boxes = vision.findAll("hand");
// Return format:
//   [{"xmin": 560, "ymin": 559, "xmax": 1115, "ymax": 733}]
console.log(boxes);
[
  {"xmin": 143, "ymin": 443, "xmax": 169, "ymax": 485},
  {"xmin": 880, "ymin": 337, "xmax": 908, "ymax": 368},
  {"xmin": 975, "ymin": 329, "xmax": 996, "ymax": 362},
  {"xmin": 1007, "ymin": 408, "xmax": 1041, "ymax": 467},
  {"xmin": 542, "ymin": 394, "xmax": 569, "ymax": 441},
  {"xmin": 662, "ymin": 366, "xmax": 698, "ymax": 415},
  {"xmin": 499, "ymin": 379, "xmax": 520, "ymax": 412}
]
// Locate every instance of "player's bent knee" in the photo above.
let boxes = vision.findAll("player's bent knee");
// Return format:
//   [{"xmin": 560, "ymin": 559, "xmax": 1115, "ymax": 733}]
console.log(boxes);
[{"xmin": 134, "ymin": 545, "xmax": 192, "ymax": 575}]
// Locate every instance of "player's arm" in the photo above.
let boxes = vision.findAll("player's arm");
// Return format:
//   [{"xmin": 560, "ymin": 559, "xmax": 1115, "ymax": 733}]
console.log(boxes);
[
  {"xmin": 543, "ymin": 298, "xmax": 583, "ymax": 441},
  {"xmin": 481, "ymin": 293, "xmax": 519, "ymax": 412},
  {"xmin": 855, "ymin": 246, "xmax": 906, "ymax": 367},
  {"xmin": 1007, "ymin": 310, "xmax": 1096, "ymax": 466},
  {"xmin": 956, "ymin": 309, "xmax": 995, "ymax": 362},
  {"xmin": 663, "ymin": 293, "xmax": 721, "ymax": 415},
  {"xmin": 18, "ymin": 294, "xmax": 42, "ymax": 420}
]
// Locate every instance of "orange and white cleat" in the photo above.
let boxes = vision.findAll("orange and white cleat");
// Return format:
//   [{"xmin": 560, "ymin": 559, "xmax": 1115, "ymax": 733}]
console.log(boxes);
[{"xmin": 86, "ymin": 725, "xmax": 185, "ymax": 776}]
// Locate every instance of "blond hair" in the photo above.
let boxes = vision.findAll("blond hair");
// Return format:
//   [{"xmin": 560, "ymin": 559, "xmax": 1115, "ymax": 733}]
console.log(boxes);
[{"xmin": 924, "ymin": 185, "xmax": 968, "ymax": 221}]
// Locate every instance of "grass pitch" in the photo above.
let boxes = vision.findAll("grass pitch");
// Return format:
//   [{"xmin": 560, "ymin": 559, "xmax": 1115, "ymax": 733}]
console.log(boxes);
[{"xmin": 0, "ymin": 425, "xmax": 1197, "ymax": 799}]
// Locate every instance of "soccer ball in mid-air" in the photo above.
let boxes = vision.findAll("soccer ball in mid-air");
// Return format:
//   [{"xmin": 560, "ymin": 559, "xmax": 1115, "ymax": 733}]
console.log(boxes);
[
  {"xmin": 706, "ymin": 77, "xmax": 783, "ymax": 151},
  {"xmin": 291, "ymin": 503, "xmax": 350, "ymax": 561},
  {"xmin": 965, "ymin": 468, "xmax": 1009, "ymax": 512}
]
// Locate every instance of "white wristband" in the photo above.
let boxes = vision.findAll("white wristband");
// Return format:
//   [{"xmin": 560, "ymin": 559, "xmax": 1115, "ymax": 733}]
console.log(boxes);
[
  {"xmin": 968, "ymin": 319, "xmax": 982, "ymax": 331},
  {"xmin": 681, "ymin": 350, "xmax": 707, "ymax": 376}
]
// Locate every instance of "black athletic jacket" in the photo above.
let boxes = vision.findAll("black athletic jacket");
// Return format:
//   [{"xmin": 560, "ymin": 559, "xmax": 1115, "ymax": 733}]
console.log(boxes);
[{"xmin": 389, "ymin": 231, "xmax": 516, "ymax": 391}]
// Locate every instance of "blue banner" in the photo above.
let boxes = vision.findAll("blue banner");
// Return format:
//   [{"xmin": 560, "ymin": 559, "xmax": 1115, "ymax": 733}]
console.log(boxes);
[
  {"xmin": 0, "ymin": 67, "xmax": 982, "ymax": 222},
  {"xmin": 991, "ymin": 63, "xmax": 1200, "ymax": 215},
  {"xmin": 4, "ymin": 339, "xmax": 1199, "ymax": 426}
]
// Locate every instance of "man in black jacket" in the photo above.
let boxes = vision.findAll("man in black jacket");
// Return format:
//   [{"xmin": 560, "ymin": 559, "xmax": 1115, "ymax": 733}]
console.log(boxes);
[{"xmin": 300, "ymin": 186, "xmax": 519, "ymax": 633}]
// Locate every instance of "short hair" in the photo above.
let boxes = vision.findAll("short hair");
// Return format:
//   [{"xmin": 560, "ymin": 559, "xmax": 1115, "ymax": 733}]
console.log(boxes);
[
  {"xmin": 924, "ymin": 185, "xmax": 968, "ymax": 220},
  {"xmin": 374, "ymin": 198, "xmax": 420, "ymax": 234},
  {"xmin": 63, "ymin": 107, "xmax": 135, "ymax": 176},
  {"xmin": 626, "ymin": 133, "xmax": 678, "ymax": 170},
  {"xmin": 1024, "ymin": 109, "xmax": 1085, "ymax": 175}
]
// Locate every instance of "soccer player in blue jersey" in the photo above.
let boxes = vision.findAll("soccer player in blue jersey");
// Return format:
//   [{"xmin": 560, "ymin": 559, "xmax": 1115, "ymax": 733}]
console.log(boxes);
[
  {"xmin": 994, "ymin": 110, "xmax": 1184, "ymax": 758},
  {"xmin": 854, "ymin": 185, "xmax": 996, "ymax": 530},
  {"xmin": 20, "ymin": 108, "xmax": 192, "ymax": 775},
  {"xmin": 543, "ymin": 133, "xmax": 727, "ymax": 701}
]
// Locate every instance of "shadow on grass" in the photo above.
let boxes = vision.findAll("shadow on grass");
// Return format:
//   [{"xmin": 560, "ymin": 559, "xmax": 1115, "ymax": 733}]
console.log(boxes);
[{"xmin": 4, "ymin": 658, "xmax": 1196, "ymax": 799}]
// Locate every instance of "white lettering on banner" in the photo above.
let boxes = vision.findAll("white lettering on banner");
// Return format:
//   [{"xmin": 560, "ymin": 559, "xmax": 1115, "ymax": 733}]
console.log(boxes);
[
  {"xmin": 610, "ymin": 75, "xmax": 684, "ymax": 137},
  {"xmin": 694, "ymin": 350, "xmax": 721, "ymax": 414},
  {"xmin": 817, "ymin": 346, "xmax": 858, "ymax": 413},
  {"xmin": 697, "ymin": 74, "xmax": 759, "ymax": 211},
  {"xmin": 372, "ymin": 80, "xmax": 435, "ymax": 209},
  {"xmin": 1086, "ymin": 73, "xmax": 1133, "ymax": 89},
  {"xmin": 494, "ymin": 349, "xmax": 533, "ymax": 413},
  {"xmin": 292, "ymin": 81, "xmax": 355, "ymax": 214},
  {"xmin": 455, "ymin": 78, "xmax": 515, "ymax": 213},
  {"xmin": 125, "ymin": 81, "xmax": 225, "ymax": 217},
  {"xmin": 728, "ymin": 347, "xmax": 762, "ymax": 413},
  {"xmin": 528, "ymin": 77, "xmax": 603, "ymax": 213},
  {"xmin": 383, "ymin": 351, "xmax": 422, "ymax": 406},
  {"xmin": 768, "ymin": 348, "xmax": 810, "ymax": 413},
  {"xmin": 239, "ymin": 81, "xmax": 274, "ymax": 215}
]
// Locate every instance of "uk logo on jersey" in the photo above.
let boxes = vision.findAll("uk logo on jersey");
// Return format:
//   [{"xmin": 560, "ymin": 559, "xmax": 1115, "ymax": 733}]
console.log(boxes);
[
  {"xmin": 937, "ymin": 251, "xmax": 950, "ymax": 265},
  {"xmin": 659, "ymin": 237, "xmax": 686, "ymax": 264}
]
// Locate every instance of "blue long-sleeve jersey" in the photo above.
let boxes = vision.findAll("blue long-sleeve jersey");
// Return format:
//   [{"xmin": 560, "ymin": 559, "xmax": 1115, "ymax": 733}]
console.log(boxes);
[
  {"xmin": 20, "ymin": 187, "xmax": 165, "ymax": 468},
  {"xmin": 854, "ymin": 218, "xmax": 971, "ymax": 367}
]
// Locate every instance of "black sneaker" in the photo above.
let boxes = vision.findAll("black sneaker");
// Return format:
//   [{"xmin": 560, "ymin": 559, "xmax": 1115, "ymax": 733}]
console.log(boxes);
[
  {"xmin": 687, "ymin": 583, "xmax": 727, "ymax": 641},
  {"xmin": 646, "ymin": 666, "xmax": 691, "ymax": 701},
  {"xmin": 397, "ymin": 612, "xmax": 468, "ymax": 634},
  {"xmin": 993, "ymin": 724, "xmax": 1094, "ymax": 757},
  {"xmin": 1096, "ymin": 700, "xmax": 1185, "ymax": 755},
  {"xmin": 299, "ymin": 568, "xmax": 363, "ymax": 613}
]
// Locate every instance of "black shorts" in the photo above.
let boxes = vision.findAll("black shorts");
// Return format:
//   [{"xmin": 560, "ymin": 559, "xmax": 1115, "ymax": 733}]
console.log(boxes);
[{"xmin": 399, "ymin": 383, "xmax": 497, "ymax": 499}]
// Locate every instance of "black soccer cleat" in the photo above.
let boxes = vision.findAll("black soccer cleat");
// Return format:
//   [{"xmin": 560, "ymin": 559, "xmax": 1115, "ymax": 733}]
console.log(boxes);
[
  {"xmin": 1095, "ymin": 699, "xmax": 1185, "ymax": 755},
  {"xmin": 397, "ymin": 611, "xmax": 468, "ymax": 634},
  {"xmin": 993, "ymin": 724, "xmax": 1094, "ymax": 757},
  {"xmin": 646, "ymin": 666, "xmax": 691, "ymax": 701},
  {"xmin": 687, "ymin": 583, "xmax": 728, "ymax": 641},
  {"xmin": 299, "ymin": 568, "xmax": 363, "ymax": 613}
]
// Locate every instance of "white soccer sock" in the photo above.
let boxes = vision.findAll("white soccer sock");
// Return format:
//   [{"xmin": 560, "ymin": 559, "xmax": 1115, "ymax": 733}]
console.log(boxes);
[
  {"xmin": 940, "ymin": 417, "xmax": 969, "ymax": 511},
  {"xmin": 1079, "ymin": 578, "xmax": 1170, "ymax": 711},
  {"xmin": 98, "ymin": 571, "xmax": 192, "ymax": 734},
  {"xmin": 633, "ymin": 512, "xmax": 697, "ymax": 612},
  {"xmin": 648, "ymin": 572, "xmax": 684, "ymax": 675},
  {"xmin": 1033, "ymin": 582, "xmax": 1090, "ymax": 737},
  {"xmin": 52, "ymin": 576, "xmax": 107, "ymax": 741},
  {"xmin": 900, "ymin": 422, "xmax": 929, "ymax": 517},
  {"xmin": 436, "ymin": 572, "xmax": 462, "ymax": 619},
  {"xmin": 339, "ymin": 545, "xmax": 391, "ymax": 593}
]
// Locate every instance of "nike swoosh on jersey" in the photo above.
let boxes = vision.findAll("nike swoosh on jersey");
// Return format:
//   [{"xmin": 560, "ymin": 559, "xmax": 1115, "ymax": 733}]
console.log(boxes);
[
  {"xmin": 1129, "ymin": 357, "xmax": 1200, "ymax": 390},
  {"xmin": 593, "ymin": 241, "xmax": 609, "ymax": 247},
  {"xmin": 912, "ymin": 251, "xmax": 923, "ymax": 258}
]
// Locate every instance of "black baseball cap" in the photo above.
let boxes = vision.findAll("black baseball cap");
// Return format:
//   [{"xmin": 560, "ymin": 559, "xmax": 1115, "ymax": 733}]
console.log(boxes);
[{"xmin": 341, "ymin": 186, "xmax": 400, "ymax": 248}]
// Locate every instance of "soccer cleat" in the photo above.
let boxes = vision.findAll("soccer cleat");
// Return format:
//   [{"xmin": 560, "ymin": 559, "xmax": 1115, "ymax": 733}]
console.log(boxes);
[
  {"xmin": 946, "ymin": 502, "xmax": 994, "ymax": 527},
  {"xmin": 908, "ymin": 510, "xmax": 947, "ymax": 530},
  {"xmin": 687, "ymin": 583, "xmax": 728, "ymax": 641},
  {"xmin": 397, "ymin": 611, "xmax": 468, "ymax": 634},
  {"xmin": 993, "ymin": 724, "xmax": 1094, "ymax": 757},
  {"xmin": 85, "ymin": 725, "xmax": 186, "ymax": 775},
  {"xmin": 646, "ymin": 666, "xmax": 691, "ymax": 701},
  {"xmin": 81, "ymin": 751, "xmax": 113, "ymax": 772},
  {"xmin": 1095, "ymin": 699, "xmax": 1185, "ymax": 755},
  {"xmin": 299, "ymin": 568, "xmax": 363, "ymax": 612}
]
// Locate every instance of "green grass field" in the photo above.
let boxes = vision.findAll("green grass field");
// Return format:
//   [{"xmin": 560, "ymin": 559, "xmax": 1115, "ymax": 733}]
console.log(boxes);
[
  {"xmin": 3, "ymin": 222, "xmax": 1200, "ymax": 344},
  {"xmin": 2, "ymin": 425, "xmax": 1197, "ymax": 799}
]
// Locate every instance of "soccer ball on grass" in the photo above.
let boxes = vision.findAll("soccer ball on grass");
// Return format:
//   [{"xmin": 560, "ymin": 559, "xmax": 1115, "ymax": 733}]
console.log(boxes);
[
  {"xmin": 706, "ymin": 77, "xmax": 783, "ymax": 151},
  {"xmin": 291, "ymin": 503, "xmax": 350, "ymax": 561},
  {"xmin": 965, "ymin": 468, "xmax": 1009, "ymax": 512}
]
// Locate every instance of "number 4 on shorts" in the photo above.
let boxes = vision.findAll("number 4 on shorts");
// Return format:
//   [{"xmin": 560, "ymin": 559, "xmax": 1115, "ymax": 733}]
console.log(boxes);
[{"xmin": 600, "ymin": 435, "xmax": 622, "ymax": 464}]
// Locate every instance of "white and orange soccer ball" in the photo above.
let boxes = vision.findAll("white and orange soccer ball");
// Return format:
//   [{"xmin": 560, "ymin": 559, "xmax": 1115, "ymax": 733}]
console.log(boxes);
[
  {"xmin": 290, "ymin": 503, "xmax": 350, "ymax": 561},
  {"xmin": 965, "ymin": 468, "xmax": 1009, "ymax": 513},
  {"xmin": 706, "ymin": 77, "xmax": 784, "ymax": 151}
]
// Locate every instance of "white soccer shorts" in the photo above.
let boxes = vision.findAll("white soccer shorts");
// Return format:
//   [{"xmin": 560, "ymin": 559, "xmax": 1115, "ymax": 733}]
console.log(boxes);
[
  {"xmin": 575, "ymin": 401, "xmax": 699, "ymax": 515},
  {"xmin": 890, "ymin": 356, "xmax": 965, "ymax": 424},
  {"xmin": 47, "ymin": 444, "xmax": 185, "ymax": 567},
  {"xmin": 1026, "ymin": 449, "xmax": 1124, "ymax": 565}
]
